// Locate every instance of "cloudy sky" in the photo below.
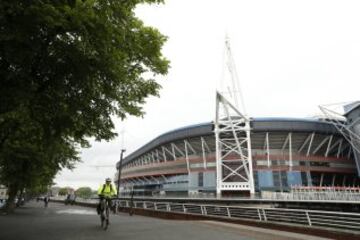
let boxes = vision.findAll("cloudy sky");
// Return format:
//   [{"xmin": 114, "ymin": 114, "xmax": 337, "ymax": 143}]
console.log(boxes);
[{"xmin": 55, "ymin": 0, "xmax": 360, "ymax": 190}]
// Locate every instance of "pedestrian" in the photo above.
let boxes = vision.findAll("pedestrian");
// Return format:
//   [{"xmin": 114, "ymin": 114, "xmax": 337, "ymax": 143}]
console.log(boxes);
[{"xmin": 44, "ymin": 196, "xmax": 49, "ymax": 207}]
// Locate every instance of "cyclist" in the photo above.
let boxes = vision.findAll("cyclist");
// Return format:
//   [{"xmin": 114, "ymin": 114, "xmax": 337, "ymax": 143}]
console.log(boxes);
[
  {"xmin": 44, "ymin": 195, "xmax": 49, "ymax": 207},
  {"xmin": 97, "ymin": 178, "xmax": 117, "ymax": 217}
]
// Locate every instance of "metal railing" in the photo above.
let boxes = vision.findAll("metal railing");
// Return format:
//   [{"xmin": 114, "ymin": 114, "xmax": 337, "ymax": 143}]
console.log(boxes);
[
  {"xmin": 262, "ymin": 187, "xmax": 360, "ymax": 201},
  {"xmin": 117, "ymin": 200, "xmax": 360, "ymax": 233}
]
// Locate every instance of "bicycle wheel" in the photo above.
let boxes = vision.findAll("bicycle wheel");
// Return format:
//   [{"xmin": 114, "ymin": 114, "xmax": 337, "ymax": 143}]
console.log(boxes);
[
  {"xmin": 100, "ymin": 214, "xmax": 105, "ymax": 228},
  {"xmin": 103, "ymin": 205, "xmax": 109, "ymax": 230},
  {"xmin": 100, "ymin": 199, "xmax": 106, "ymax": 229}
]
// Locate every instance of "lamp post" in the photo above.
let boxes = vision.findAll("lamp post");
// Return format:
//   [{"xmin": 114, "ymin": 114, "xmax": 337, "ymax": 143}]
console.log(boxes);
[{"xmin": 117, "ymin": 149, "xmax": 126, "ymax": 198}]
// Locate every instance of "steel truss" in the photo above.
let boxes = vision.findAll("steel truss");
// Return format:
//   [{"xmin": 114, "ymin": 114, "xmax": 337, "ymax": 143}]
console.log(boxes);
[
  {"xmin": 120, "ymin": 137, "xmax": 214, "ymax": 191},
  {"xmin": 215, "ymin": 92, "xmax": 255, "ymax": 195},
  {"xmin": 320, "ymin": 103, "xmax": 360, "ymax": 176}
]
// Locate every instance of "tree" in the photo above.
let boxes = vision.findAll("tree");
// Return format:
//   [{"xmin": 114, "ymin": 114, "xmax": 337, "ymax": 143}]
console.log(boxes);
[
  {"xmin": 59, "ymin": 187, "xmax": 70, "ymax": 196},
  {"xmin": 0, "ymin": 111, "xmax": 79, "ymax": 209},
  {"xmin": 75, "ymin": 187, "xmax": 93, "ymax": 199},
  {"xmin": 0, "ymin": 0, "xmax": 169, "ymax": 211}
]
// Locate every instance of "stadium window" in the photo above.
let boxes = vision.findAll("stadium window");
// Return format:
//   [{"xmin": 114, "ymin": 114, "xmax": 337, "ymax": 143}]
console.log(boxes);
[
  {"xmin": 301, "ymin": 172, "xmax": 309, "ymax": 186},
  {"xmin": 299, "ymin": 161, "xmax": 306, "ymax": 166},
  {"xmin": 256, "ymin": 160, "xmax": 268, "ymax": 166},
  {"xmin": 281, "ymin": 171, "xmax": 288, "ymax": 188},
  {"xmin": 287, "ymin": 171, "xmax": 302, "ymax": 186},
  {"xmin": 310, "ymin": 162, "xmax": 329, "ymax": 167},
  {"xmin": 271, "ymin": 160, "xmax": 278, "ymax": 166},
  {"xmin": 198, "ymin": 172, "xmax": 204, "ymax": 187},
  {"xmin": 258, "ymin": 170, "xmax": 274, "ymax": 188}
]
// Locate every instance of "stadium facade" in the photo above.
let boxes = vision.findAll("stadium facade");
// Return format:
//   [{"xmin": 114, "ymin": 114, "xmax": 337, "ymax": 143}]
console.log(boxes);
[
  {"xmin": 114, "ymin": 40, "xmax": 360, "ymax": 197},
  {"xmin": 115, "ymin": 116, "xmax": 360, "ymax": 197}
]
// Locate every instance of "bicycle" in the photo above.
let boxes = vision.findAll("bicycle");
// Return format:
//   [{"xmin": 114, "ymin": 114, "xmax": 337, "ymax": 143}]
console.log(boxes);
[
  {"xmin": 129, "ymin": 189, "xmax": 134, "ymax": 216},
  {"xmin": 99, "ymin": 197, "xmax": 112, "ymax": 230}
]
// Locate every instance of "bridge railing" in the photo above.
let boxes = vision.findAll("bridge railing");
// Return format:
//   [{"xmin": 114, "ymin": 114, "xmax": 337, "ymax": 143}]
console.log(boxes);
[
  {"xmin": 261, "ymin": 187, "xmax": 360, "ymax": 201},
  {"xmin": 117, "ymin": 200, "xmax": 360, "ymax": 232}
]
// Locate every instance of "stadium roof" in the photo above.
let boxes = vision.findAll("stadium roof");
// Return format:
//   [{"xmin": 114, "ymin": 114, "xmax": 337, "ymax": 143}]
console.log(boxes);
[
  {"xmin": 119, "ymin": 117, "xmax": 341, "ymax": 166},
  {"xmin": 344, "ymin": 101, "xmax": 360, "ymax": 117}
]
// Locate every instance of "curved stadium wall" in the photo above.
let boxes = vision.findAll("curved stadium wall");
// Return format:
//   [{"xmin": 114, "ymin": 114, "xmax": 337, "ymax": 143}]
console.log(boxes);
[{"xmin": 115, "ymin": 118, "xmax": 360, "ymax": 196}]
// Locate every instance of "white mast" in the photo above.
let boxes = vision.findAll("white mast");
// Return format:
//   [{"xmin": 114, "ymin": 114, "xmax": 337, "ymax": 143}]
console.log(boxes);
[
  {"xmin": 319, "ymin": 102, "xmax": 360, "ymax": 176},
  {"xmin": 215, "ymin": 37, "xmax": 255, "ymax": 197}
]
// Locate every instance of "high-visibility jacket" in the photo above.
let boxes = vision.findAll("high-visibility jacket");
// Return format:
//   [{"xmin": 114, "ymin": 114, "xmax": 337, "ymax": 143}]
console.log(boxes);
[{"xmin": 97, "ymin": 183, "xmax": 117, "ymax": 197}]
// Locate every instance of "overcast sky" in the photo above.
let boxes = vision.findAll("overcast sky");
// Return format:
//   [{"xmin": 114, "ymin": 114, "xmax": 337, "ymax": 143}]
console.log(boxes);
[{"xmin": 55, "ymin": 0, "xmax": 360, "ymax": 190}]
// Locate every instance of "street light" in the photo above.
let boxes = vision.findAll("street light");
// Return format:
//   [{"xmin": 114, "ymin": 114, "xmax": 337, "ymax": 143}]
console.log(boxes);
[{"xmin": 117, "ymin": 149, "xmax": 126, "ymax": 198}]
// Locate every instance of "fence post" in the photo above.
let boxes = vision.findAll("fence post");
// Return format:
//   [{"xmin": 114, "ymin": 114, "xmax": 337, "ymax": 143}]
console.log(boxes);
[
  {"xmin": 257, "ymin": 209, "xmax": 262, "ymax": 221},
  {"xmin": 115, "ymin": 200, "xmax": 119, "ymax": 213},
  {"xmin": 227, "ymin": 207, "xmax": 231, "ymax": 218},
  {"xmin": 305, "ymin": 211, "xmax": 312, "ymax": 226},
  {"xmin": 262, "ymin": 209, "xmax": 267, "ymax": 221}
]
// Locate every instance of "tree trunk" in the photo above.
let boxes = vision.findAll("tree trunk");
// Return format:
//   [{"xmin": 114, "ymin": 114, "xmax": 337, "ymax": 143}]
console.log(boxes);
[
  {"xmin": 5, "ymin": 184, "xmax": 18, "ymax": 213},
  {"xmin": 16, "ymin": 188, "xmax": 24, "ymax": 207}
]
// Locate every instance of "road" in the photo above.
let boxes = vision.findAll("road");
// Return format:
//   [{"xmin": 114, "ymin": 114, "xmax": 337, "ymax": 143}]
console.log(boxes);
[{"xmin": 0, "ymin": 201, "xmax": 330, "ymax": 240}]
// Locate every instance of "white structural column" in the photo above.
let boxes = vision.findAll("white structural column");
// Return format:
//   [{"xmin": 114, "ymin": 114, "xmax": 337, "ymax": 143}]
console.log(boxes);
[
  {"xmin": 163, "ymin": 146, "xmax": 175, "ymax": 160},
  {"xmin": 325, "ymin": 135, "xmax": 333, "ymax": 157},
  {"xmin": 336, "ymin": 140, "xmax": 343, "ymax": 158},
  {"xmin": 156, "ymin": 149, "xmax": 160, "ymax": 163},
  {"xmin": 306, "ymin": 133, "xmax": 315, "ymax": 156},
  {"xmin": 306, "ymin": 133, "xmax": 315, "ymax": 186},
  {"xmin": 265, "ymin": 132, "xmax": 271, "ymax": 167},
  {"xmin": 281, "ymin": 133, "xmax": 292, "ymax": 169},
  {"xmin": 201, "ymin": 137, "xmax": 210, "ymax": 169},
  {"xmin": 289, "ymin": 132, "xmax": 293, "ymax": 169},
  {"xmin": 312, "ymin": 136, "xmax": 331, "ymax": 155},
  {"xmin": 184, "ymin": 140, "xmax": 197, "ymax": 155},
  {"xmin": 162, "ymin": 146, "xmax": 168, "ymax": 162},
  {"xmin": 320, "ymin": 173, "xmax": 324, "ymax": 187},
  {"xmin": 215, "ymin": 92, "xmax": 255, "ymax": 195},
  {"xmin": 332, "ymin": 174, "xmax": 336, "ymax": 186},
  {"xmin": 171, "ymin": 144, "xmax": 176, "ymax": 160},
  {"xmin": 298, "ymin": 134, "xmax": 312, "ymax": 154},
  {"xmin": 184, "ymin": 140, "xmax": 191, "ymax": 173},
  {"xmin": 172, "ymin": 143, "xmax": 185, "ymax": 157}
]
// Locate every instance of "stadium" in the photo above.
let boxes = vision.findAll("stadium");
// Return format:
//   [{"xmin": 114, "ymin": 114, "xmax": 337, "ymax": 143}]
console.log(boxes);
[
  {"xmin": 115, "ymin": 41, "xmax": 360, "ymax": 198},
  {"xmin": 115, "ymin": 113, "xmax": 360, "ymax": 197}
]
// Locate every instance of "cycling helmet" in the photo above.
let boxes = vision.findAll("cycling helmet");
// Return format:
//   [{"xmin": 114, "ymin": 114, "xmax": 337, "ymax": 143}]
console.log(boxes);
[{"xmin": 105, "ymin": 177, "xmax": 112, "ymax": 182}]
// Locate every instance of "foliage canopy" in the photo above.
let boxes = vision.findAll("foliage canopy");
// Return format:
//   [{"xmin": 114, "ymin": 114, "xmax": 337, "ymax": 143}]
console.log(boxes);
[
  {"xmin": 0, "ymin": 0, "xmax": 169, "ymax": 210},
  {"xmin": 75, "ymin": 187, "xmax": 92, "ymax": 199}
]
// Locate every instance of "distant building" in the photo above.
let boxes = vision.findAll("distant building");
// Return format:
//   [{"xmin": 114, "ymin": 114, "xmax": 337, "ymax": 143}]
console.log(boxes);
[
  {"xmin": 0, "ymin": 185, "xmax": 7, "ymax": 199},
  {"xmin": 50, "ymin": 187, "xmax": 60, "ymax": 197}
]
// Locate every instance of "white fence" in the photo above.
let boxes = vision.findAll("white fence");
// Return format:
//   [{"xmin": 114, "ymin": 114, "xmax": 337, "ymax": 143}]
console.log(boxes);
[
  {"xmin": 117, "ymin": 199, "xmax": 360, "ymax": 233},
  {"xmin": 262, "ymin": 187, "xmax": 360, "ymax": 201}
]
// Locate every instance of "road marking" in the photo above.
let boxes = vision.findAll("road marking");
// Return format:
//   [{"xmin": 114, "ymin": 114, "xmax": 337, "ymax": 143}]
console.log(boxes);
[{"xmin": 56, "ymin": 209, "xmax": 96, "ymax": 215}]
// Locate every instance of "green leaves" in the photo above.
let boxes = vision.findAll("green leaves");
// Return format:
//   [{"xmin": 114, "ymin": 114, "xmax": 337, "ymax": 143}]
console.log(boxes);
[
  {"xmin": 0, "ymin": 0, "xmax": 169, "ymax": 209},
  {"xmin": 58, "ymin": 187, "xmax": 69, "ymax": 196},
  {"xmin": 75, "ymin": 187, "xmax": 93, "ymax": 199}
]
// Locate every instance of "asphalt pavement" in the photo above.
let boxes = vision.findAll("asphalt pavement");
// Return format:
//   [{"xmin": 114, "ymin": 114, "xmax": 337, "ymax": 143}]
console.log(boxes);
[{"xmin": 0, "ymin": 201, "xmax": 331, "ymax": 240}]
